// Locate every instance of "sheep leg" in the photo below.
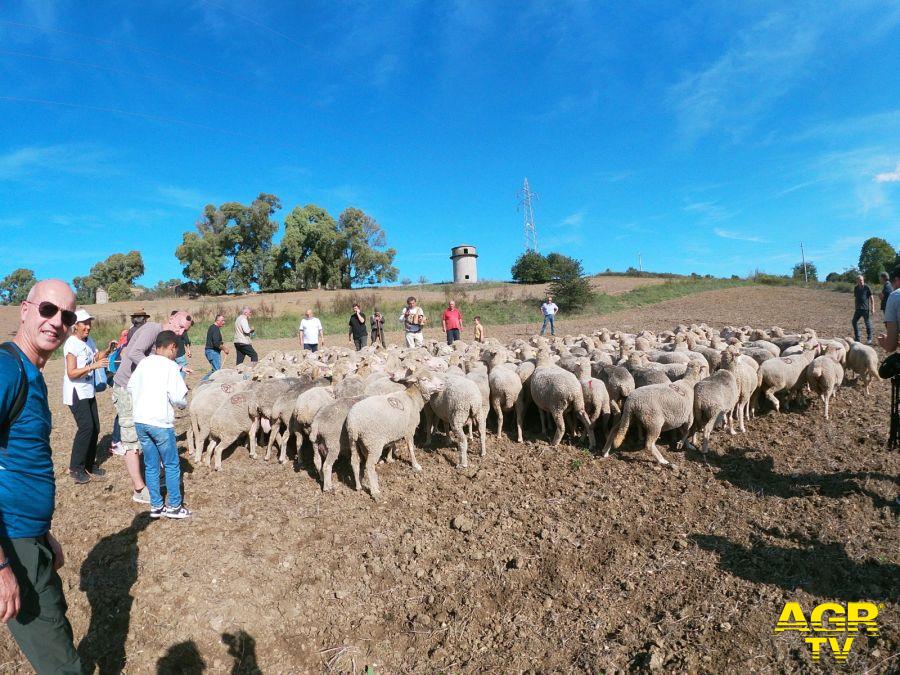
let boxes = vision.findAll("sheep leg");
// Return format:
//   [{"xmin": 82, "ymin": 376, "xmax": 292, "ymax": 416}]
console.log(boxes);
[
  {"xmin": 823, "ymin": 392, "xmax": 831, "ymax": 420},
  {"xmin": 492, "ymin": 399, "xmax": 504, "ymax": 436},
  {"xmin": 350, "ymin": 438, "xmax": 363, "ymax": 491},
  {"xmin": 576, "ymin": 407, "xmax": 595, "ymax": 449},
  {"xmin": 550, "ymin": 410, "xmax": 566, "ymax": 447},
  {"xmin": 365, "ymin": 445, "xmax": 383, "ymax": 496},
  {"xmin": 539, "ymin": 409, "xmax": 547, "ymax": 437},
  {"xmin": 264, "ymin": 420, "xmax": 280, "ymax": 461},
  {"xmin": 726, "ymin": 408, "xmax": 736, "ymax": 435},
  {"xmin": 514, "ymin": 398, "xmax": 525, "ymax": 443},
  {"xmin": 203, "ymin": 438, "xmax": 216, "ymax": 467},
  {"xmin": 278, "ymin": 424, "xmax": 293, "ymax": 464},
  {"xmin": 312, "ymin": 439, "xmax": 324, "ymax": 478},
  {"xmin": 701, "ymin": 417, "xmax": 716, "ymax": 454},
  {"xmin": 214, "ymin": 435, "xmax": 238, "ymax": 471},
  {"xmin": 644, "ymin": 422, "xmax": 670, "ymax": 465},
  {"xmin": 248, "ymin": 417, "xmax": 260, "ymax": 459},
  {"xmin": 453, "ymin": 424, "xmax": 468, "ymax": 469},
  {"xmin": 424, "ymin": 407, "xmax": 435, "ymax": 446},
  {"xmin": 478, "ymin": 411, "xmax": 487, "ymax": 457},
  {"xmin": 764, "ymin": 388, "xmax": 780, "ymax": 412},
  {"xmin": 407, "ymin": 436, "xmax": 422, "ymax": 472},
  {"xmin": 322, "ymin": 444, "xmax": 340, "ymax": 492}
]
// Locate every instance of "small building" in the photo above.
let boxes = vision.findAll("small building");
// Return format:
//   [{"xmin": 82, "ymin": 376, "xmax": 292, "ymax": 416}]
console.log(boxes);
[
  {"xmin": 450, "ymin": 245, "xmax": 478, "ymax": 284},
  {"xmin": 95, "ymin": 287, "xmax": 109, "ymax": 305}
]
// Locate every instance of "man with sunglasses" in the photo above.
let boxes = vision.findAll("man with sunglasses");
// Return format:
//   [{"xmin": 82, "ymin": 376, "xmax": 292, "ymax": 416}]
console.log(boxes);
[
  {"xmin": 112, "ymin": 310, "xmax": 193, "ymax": 504},
  {"xmin": 0, "ymin": 280, "xmax": 81, "ymax": 672}
]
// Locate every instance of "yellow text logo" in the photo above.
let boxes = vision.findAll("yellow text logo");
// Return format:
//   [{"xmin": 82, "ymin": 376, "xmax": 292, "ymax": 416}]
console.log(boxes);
[{"xmin": 774, "ymin": 601, "xmax": 879, "ymax": 662}]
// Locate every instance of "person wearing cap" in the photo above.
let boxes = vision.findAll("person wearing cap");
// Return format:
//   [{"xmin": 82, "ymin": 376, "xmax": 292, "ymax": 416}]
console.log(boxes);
[
  {"xmin": 62, "ymin": 309, "xmax": 115, "ymax": 484},
  {"xmin": 126, "ymin": 307, "xmax": 150, "ymax": 344}
]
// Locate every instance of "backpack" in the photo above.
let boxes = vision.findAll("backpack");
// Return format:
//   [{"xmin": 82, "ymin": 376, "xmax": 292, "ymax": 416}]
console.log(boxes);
[{"xmin": 0, "ymin": 342, "xmax": 29, "ymax": 436}]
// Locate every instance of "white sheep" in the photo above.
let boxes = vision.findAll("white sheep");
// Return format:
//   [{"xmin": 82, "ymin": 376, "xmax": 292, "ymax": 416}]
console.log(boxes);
[
  {"xmin": 756, "ymin": 347, "xmax": 818, "ymax": 412},
  {"xmin": 692, "ymin": 355, "xmax": 740, "ymax": 454},
  {"xmin": 805, "ymin": 356, "xmax": 844, "ymax": 419},
  {"xmin": 845, "ymin": 341, "xmax": 879, "ymax": 394},
  {"xmin": 310, "ymin": 395, "xmax": 364, "ymax": 492},
  {"xmin": 601, "ymin": 361, "xmax": 704, "ymax": 465},
  {"xmin": 529, "ymin": 351, "xmax": 596, "ymax": 449},
  {"xmin": 425, "ymin": 375, "xmax": 486, "ymax": 468},
  {"xmin": 481, "ymin": 347, "xmax": 525, "ymax": 441},
  {"xmin": 346, "ymin": 369, "xmax": 446, "ymax": 497}
]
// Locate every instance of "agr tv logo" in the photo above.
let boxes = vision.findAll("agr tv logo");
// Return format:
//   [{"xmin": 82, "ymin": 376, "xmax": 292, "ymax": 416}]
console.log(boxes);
[{"xmin": 774, "ymin": 601, "xmax": 880, "ymax": 662}]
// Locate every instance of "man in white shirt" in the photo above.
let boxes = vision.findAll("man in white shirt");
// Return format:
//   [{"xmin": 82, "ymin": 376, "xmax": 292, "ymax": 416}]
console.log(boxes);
[
  {"xmin": 127, "ymin": 331, "xmax": 191, "ymax": 519},
  {"xmin": 298, "ymin": 309, "xmax": 324, "ymax": 352},
  {"xmin": 399, "ymin": 296, "xmax": 426, "ymax": 348},
  {"xmin": 233, "ymin": 306, "xmax": 258, "ymax": 364},
  {"xmin": 540, "ymin": 295, "xmax": 559, "ymax": 336}
]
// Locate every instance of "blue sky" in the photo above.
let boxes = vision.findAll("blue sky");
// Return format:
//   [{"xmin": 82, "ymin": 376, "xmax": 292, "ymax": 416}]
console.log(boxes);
[{"xmin": 2, "ymin": 1, "xmax": 900, "ymax": 287}]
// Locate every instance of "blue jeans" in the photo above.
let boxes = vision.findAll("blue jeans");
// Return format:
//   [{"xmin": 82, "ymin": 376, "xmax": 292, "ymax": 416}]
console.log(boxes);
[
  {"xmin": 540, "ymin": 314, "xmax": 555, "ymax": 335},
  {"xmin": 852, "ymin": 309, "xmax": 872, "ymax": 342},
  {"xmin": 203, "ymin": 348, "xmax": 221, "ymax": 381},
  {"xmin": 134, "ymin": 423, "xmax": 181, "ymax": 509}
]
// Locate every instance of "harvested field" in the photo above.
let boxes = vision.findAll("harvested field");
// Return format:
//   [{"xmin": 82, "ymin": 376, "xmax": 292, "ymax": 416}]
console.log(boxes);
[{"xmin": 0, "ymin": 285, "xmax": 896, "ymax": 673}]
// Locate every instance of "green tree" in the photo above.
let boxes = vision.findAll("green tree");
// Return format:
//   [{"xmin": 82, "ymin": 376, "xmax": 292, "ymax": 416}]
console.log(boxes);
[
  {"xmin": 177, "ymin": 193, "xmax": 281, "ymax": 294},
  {"xmin": 545, "ymin": 252, "xmax": 582, "ymax": 280},
  {"xmin": 0, "ymin": 268, "xmax": 37, "ymax": 305},
  {"xmin": 335, "ymin": 207, "xmax": 398, "ymax": 288},
  {"xmin": 858, "ymin": 237, "xmax": 896, "ymax": 283},
  {"xmin": 547, "ymin": 257, "xmax": 594, "ymax": 310},
  {"xmin": 266, "ymin": 204, "xmax": 341, "ymax": 290},
  {"xmin": 511, "ymin": 251, "xmax": 551, "ymax": 283},
  {"xmin": 792, "ymin": 261, "xmax": 818, "ymax": 282},
  {"xmin": 73, "ymin": 251, "xmax": 145, "ymax": 303}
]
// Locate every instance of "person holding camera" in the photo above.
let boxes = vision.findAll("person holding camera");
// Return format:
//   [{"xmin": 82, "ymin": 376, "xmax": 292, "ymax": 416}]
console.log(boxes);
[
  {"xmin": 399, "ymin": 296, "xmax": 426, "ymax": 348},
  {"xmin": 63, "ymin": 309, "xmax": 115, "ymax": 485},
  {"xmin": 878, "ymin": 267, "xmax": 900, "ymax": 353}
]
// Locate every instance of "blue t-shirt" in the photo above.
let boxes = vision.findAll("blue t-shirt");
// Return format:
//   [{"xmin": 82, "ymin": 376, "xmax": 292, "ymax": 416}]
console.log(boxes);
[{"xmin": 0, "ymin": 344, "xmax": 55, "ymax": 538}]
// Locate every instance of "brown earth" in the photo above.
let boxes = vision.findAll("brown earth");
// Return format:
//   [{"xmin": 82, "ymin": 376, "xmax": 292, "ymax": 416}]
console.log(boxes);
[{"xmin": 0, "ymin": 285, "xmax": 897, "ymax": 673}]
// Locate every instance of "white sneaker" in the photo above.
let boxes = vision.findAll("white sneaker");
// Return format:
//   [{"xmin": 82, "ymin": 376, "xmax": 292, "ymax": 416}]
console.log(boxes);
[
  {"xmin": 163, "ymin": 505, "xmax": 192, "ymax": 519},
  {"xmin": 132, "ymin": 487, "xmax": 151, "ymax": 504}
]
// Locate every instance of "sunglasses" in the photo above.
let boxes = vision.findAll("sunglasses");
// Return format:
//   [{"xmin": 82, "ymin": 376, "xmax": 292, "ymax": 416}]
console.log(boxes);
[{"xmin": 25, "ymin": 300, "xmax": 77, "ymax": 327}]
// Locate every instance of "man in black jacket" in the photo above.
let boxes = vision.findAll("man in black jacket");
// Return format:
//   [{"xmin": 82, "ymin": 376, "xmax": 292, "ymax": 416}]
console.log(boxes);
[
  {"xmin": 348, "ymin": 304, "xmax": 368, "ymax": 350},
  {"xmin": 203, "ymin": 314, "xmax": 229, "ymax": 380}
]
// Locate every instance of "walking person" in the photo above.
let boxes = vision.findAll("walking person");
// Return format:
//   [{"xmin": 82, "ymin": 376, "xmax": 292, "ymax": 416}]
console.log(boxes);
[
  {"xmin": 0, "ymin": 279, "xmax": 82, "ymax": 673},
  {"xmin": 203, "ymin": 314, "xmax": 229, "ymax": 381},
  {"xmin": 63, "ymin": 309, "xmax": 114, "ymax": 485},
  {"xmin": 442, "ymin": 299, "xmax": 463, "ymax": 345},
  {"xmin": 128, "ymin": 331, "xmax": 191, "ymax": 519},
  {"xmin": 112, "ymin": 310, "xmax": 193, "ymax": 504},
  {"xmin": 878, "ymin": 266, "xmax": 900, "ymax": 352},
  {"xmin": 234, "ymin": 306, "xmax": 258, "ymax": 365},
  {"xmin": 371, "ymin": 311, "xmax": 385, "ymax": 347},
  {"xmin": 852, "ymin": 275, "xmax": 874, "ymax": 344},
  {"xmin": 170, "ymin": 310, "xmax": 192, "ymax": 379},
  {"xmin": 881, "ymin": 271, "xmax": 893, "ymax": 317},
  {"xmin": 399, "ymin": 296, "xmax": 426, "ymax": 348},
  {"xmin": 348, "ymin": 304, "xmax": 368, "ymax": 350},
  {"xmin": 299, "ymin": 309, "xmax": 324, "ymax": 352},
  {"xmin": 540, "ymin": 295, "xmax": 559, "ymax": 336}
]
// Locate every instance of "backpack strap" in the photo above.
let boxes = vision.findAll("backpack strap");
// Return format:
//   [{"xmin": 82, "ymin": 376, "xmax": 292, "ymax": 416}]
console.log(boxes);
[{"xmin": 0, "ymin": 342, "xmax": 29, "ymax": 433}]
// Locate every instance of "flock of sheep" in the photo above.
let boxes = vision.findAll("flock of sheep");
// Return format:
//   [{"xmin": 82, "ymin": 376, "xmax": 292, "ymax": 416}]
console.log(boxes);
[{"xmin": 186, "ymin": 324, "xmax": 880, "ymax": 496}]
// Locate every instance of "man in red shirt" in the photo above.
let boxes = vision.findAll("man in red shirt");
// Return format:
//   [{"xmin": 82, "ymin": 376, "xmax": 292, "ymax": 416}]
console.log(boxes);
[{"xmin": 442, "ymin": 300, "xmax": 463, "ymax": 345}]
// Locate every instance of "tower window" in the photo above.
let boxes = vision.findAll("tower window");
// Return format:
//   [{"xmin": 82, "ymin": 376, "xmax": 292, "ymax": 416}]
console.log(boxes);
[
  {"xmin": 463, "ymin": 248, "xmax": 468, "ymax": 254},
  {"xmin": 465, "ymin": 274, "xmax": 470, "ymax": 279}
]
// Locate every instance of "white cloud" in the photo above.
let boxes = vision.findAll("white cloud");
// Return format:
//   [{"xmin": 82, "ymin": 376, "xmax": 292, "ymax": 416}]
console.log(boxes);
[
  {"xmin": 157, "ymin": 186, "xmax": 215, "ymax": 211},
  {"xmin": 684, "ymin": 201, "xmax": 731, "ymax": 221},
  {"xmin": 875, "ymin": 164, "xmax": 900, "ymax": 183},
  {"xmin": 558, "ymin": 211, "xmax": 584, "ymax": 227},
  {"xmin": 0, "ymin": 144, "xmax": 112, "ymax": 181},
  {"xmin": 713, "ymin": 228, "xmax": 768, "ymax": 244}
]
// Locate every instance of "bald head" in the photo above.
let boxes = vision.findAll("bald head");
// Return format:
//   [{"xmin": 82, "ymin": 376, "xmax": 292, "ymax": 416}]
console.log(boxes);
[
  {"xmin": 164, "ymin": 310, "xmax": 193, "ymax": 336},
  {"xmin": 17, "ymin": 278, "xmax": 75, "ymax": 366}
]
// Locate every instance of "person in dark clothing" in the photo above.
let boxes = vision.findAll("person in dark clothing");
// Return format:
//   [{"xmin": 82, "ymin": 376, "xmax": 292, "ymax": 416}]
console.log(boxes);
[
  {"xmin": 203, "ymin": 314, "xmax": 229, "ymax": 381},
  {"xmin": 348, "ymin": 304, "xmax": 368, "ymax": 350},
  {"xmin": 881, "ymin": 271, "xmax": 893, "ymax": 314},
  {"xmin": 371, "ymin": 311, "xmax": 385, "ymax": 347},
  {"xmin": 853, "ymin": 275, "xmax": 875, "ymax": 343},
  {"xmin": 125, "ymin": 308, "xmax": 150, "ymax": 344}
]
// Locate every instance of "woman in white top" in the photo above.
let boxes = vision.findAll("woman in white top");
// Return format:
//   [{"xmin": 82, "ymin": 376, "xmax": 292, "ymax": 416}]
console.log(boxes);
[{"xmin": 63, "ymin": 309, "xmax": 113, "ymax": 484}]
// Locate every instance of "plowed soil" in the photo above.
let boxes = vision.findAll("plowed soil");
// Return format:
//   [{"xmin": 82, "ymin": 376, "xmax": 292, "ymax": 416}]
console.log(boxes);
[{"xmin": 0, "ymin": 286, "xmax": 897, "ymax": 674}]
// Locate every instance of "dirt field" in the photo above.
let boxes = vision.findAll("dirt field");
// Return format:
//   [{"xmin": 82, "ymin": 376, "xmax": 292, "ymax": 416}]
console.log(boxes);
[{"xmin": 0, "ymin": 286, "xmax": 897, "ymax": 673}]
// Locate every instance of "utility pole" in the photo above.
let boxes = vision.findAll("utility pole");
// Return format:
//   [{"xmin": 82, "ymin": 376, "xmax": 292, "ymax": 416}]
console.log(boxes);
[
  {"xmin": 518, "ymin": 178, "xmax": 538, "ymax": 252},
  {"xmin": 638, "ymin": 253, "xmax": 643, "ymax": 273},
  {"xmin": 800, "ymin": 242, "xmax": 808, "ymax": 286}
]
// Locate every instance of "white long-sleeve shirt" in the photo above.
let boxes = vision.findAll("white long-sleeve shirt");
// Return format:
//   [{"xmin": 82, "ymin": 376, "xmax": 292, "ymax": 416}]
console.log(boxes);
[{"xmin": 127, "ymin": 354, "xmax": 188, "ymax": 428}]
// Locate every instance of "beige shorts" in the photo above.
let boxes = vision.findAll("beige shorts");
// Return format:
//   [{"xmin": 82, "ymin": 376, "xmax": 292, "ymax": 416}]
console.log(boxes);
[{"xmin": 111, "ymin": 385, "xmax": 141, "ymax": 453}]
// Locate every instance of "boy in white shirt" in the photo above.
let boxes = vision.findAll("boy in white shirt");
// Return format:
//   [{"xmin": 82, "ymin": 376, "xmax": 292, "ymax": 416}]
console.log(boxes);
[{"xmin": 127, "ymin": 330, "xmax": 191, "ymax": 519}]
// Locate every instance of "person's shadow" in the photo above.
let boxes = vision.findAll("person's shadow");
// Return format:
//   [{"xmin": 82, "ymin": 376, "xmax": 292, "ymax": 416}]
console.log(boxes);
[
  {"xmin": 156, "ymin": 640, "xmax": 206, "ymax": 674},
  {"xmin": 78, "ymin": 512, "xmax": 152, "ymax": 674},
  {"xmin": 222, "ymin": 631, "xmax": 261, "ymax": 674}
]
